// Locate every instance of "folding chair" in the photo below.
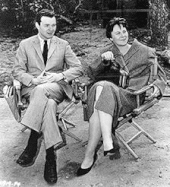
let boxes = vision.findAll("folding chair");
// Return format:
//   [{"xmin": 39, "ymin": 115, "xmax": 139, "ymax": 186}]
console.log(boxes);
[
  {"xmin": 81, "ymin": 56, "xmax": 162, "ymax": 160},
  {"xmin": 114, "ymin": 83, "xmax": 159, "ymax": 160},
  {"xmin": 12, "ymin": 79, "xmax": 82, "ymax": 147}
]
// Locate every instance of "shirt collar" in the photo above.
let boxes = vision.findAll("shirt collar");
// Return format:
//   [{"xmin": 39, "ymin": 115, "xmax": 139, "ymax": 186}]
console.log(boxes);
[{"xmin": 38, "ymin": 34, "xmax": 51, "ymax": 51}]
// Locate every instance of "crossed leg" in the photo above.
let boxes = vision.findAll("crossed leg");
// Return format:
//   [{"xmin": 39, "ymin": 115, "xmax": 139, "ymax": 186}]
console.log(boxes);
[{"xmin": 80, "ymin": 85, "xmax": 115, "ymax": 169}]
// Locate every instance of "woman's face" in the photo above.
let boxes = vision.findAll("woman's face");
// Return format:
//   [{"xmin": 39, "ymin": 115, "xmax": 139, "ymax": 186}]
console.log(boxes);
[{"xmin": 110, "ymin": 24, "xmax": 128, "ymax": 46}]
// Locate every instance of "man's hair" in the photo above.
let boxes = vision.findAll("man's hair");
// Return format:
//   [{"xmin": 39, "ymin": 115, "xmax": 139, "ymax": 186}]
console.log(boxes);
[
  {"xmin": 35, "ymin": 9, "xmax": 56, "ymax": 25},
  {"xmin": 106, "ymin": 17, "xmax": 128, "ymax": 39}
]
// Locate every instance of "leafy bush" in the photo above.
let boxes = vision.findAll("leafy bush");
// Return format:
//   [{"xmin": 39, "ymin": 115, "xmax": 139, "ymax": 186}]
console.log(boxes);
[{"xmin": 0, "ymin": 0, "xmax": 90, "ymax": 34}]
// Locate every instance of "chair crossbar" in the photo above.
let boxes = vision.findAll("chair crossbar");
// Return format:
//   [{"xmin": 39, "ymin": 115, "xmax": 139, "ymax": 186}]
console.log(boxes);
[
  {"xmin": 58, "ymin": 101, "xmax": 75, "ymax": 119},
  {"xmin": 21, "ymin": 126, "xmax": 29, "ymax": 132},
  {"xmin": 61, "ymin": 128, "xmax": 82, "ymax": 142},
  {"xmin": 126, "ymin": 131, "xmax": 142, "ymax": 145},
  {"xmin": 116, "ymin": 131, "xmax": 139, "ymax": 159},
  {"xmin": 131, "ymin": 120, "xmax": 156, "ymax": 143},
  {"xmin": 57, "ymin": 99, "xmax": 82, "ymax": 142},
  {"xmin": 61, "ymin": 118, "xmax": 76, "ymax": 129},
  {"xmin": 116, "ymin": 119, "xmax": 156, "ymax": 160}
]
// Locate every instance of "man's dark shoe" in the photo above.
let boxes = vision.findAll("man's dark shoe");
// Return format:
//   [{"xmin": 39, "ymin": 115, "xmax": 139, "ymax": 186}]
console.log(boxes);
[
  {"xmin": 16, "ymin": 134, "xmax": 43, "ymax": 167},
  {"xmin": 44, "ymin": 159, "xmax": 57, "ymax": 185}
]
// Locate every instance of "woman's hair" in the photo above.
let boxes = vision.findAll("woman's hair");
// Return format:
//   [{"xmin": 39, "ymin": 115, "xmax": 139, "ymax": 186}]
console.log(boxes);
[
  {"xmin": 106, "ymin": 17, "xmax": 128, "ymax": 39},
  {"xmin": 35, "ymin": 9, "xmax": 56, "ymax": 25}
]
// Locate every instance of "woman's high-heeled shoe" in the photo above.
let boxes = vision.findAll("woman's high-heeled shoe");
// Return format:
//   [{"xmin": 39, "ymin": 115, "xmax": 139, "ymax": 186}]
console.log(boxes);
[
  {"xmin": 77, "ymin": 153, "xmax": 98, "ymax": 177},
  {"xmin": 104, "ymin": 147, "xmax": 117, "ymax": 156},
  {"xmin": 104, "ymin": 147, "xmax": 121, "ymax": 159},
  {"xmin": 104, "ymin": 146, "xmax": 120, "ymax": 156}
]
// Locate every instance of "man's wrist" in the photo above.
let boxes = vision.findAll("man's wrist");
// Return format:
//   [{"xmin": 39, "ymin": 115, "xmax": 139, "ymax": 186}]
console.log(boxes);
[{"xmin": 31, "ymin": 78, "xmax": 37, "ymax": 85}]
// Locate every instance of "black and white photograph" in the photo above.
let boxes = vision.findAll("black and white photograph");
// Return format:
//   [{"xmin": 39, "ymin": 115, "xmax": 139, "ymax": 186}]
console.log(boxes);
[{"xmin": 1, "ymin": 0, "xmax": 170, "ymax": 186}]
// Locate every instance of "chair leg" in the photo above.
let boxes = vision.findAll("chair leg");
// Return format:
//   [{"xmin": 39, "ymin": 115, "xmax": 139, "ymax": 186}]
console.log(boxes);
[
  {"xmin": 59, "ymin": 117, "xmax": 82, "ymax": 142},
  {"xmin": 61, "ymin": 128, "xmax": 82, "ymax": 142},
  {"xmin": 61, "ymin": 118, "xmax": 76, "ymax": 129},
  {"xmin": 116, "ymin": 119, "xmax": 156, "ymax": 160},
  {"xmin": 21, "ymin": 126, "xmax": 28, "ymax": 132},
  {"xmin": 116, "ymin": 131, "xmax": 139, "ymax": 160}
]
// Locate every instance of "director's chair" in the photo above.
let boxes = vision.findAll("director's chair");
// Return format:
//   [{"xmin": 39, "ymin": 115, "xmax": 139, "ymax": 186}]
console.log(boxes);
[
  {"xmin": 80, "ymin": 56, "xmax": 162, "ymax": 160},
  {"xmin": 7, "ymin": 78, "xmax": 82, "ymax": 150}
]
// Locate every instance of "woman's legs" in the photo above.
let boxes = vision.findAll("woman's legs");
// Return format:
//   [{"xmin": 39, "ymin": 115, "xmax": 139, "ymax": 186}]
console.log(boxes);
[
  {"xmin": 81, "ymin": 85, "xmax": 115, "ymax": 168},
  {"xmin": 98, "ymin": 110, "xmax": 114, "ymax": 151},
  {"xmin": 96, "ymin": 85, "xmax": 115, "ymax": 151},
  {"xmin": 80, "ymin": 86, "xmax": 103, "ymax": 169},
  {"xmin": 80, "ymin": 109, "xmax": 101, "ymax": 169}
]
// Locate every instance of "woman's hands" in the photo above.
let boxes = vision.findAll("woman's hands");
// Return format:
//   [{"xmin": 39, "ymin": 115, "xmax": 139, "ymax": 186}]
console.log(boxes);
[{"xmin": 101, "ymin": 51, "xmax": 115, "ymax": 61}]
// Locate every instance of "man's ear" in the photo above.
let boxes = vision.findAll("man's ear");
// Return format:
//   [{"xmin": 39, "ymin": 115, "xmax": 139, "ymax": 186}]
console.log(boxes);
[
  {"xmin": 110, "ymin": 38, "xmax": 113, "ymax": 42},
  {"xmin": 35, "ymin": 22, "xmax": 39, "ymax": 30}
]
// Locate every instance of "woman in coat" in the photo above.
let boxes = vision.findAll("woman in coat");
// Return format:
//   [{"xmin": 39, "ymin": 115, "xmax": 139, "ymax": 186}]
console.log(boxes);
[{"xmin": 77, "ymin": 17, "xmax": 167, "ymax": 176}]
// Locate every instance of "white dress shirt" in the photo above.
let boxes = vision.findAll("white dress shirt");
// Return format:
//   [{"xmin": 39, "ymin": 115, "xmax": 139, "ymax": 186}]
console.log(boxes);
[{"xmin": 38, "ymin": 34, "xmax": 51, "ymax": 52}]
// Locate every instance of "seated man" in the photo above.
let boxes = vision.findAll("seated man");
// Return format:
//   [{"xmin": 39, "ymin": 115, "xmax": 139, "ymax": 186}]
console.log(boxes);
[
  {"xmin": 76, "ymin": 17, "xmax": 167, "ymax": 176},
  {"xmin": 13, "ymin": 9, "xmax": 83, "ymax": 185}
]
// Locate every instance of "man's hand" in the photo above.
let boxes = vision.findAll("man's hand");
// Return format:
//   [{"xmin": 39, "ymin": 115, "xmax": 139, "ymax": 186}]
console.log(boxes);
[
  {"xmin": 32, "ymin": 73, "xmax": 48, "ymax": 85},
  {"xmin": 101, "ymin": 51, "xmax": 115, "ymax": 61},
  {"xmin": 45, "ymin": 72, "xmax": 64, "ymax": 83}
]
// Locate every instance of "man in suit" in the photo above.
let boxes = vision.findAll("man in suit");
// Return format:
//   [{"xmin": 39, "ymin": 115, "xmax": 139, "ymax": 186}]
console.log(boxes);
[{"xmin": 13, "ymin": 9, "xmax": 83, "ymax": 185}]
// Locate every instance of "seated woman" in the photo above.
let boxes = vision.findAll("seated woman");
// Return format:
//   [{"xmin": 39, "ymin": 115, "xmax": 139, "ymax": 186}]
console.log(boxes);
[{"xmin": 77, "ymin": 17, "xmax": 167, "ymax": 176}]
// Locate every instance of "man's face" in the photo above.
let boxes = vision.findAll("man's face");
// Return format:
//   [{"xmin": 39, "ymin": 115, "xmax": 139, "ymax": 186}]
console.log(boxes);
[
  {"xmin": 36, "ymin": 16, "xmax": 57, "ymax": 40},
  {"xmin": 110, "ymin": 24, "xmax": 128, "ymax": 46}
]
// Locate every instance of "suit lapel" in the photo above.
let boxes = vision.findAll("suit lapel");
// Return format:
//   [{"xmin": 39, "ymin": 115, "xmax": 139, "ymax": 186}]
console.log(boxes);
[
  {"xmin": 32, "ymin": 36, "xmax": 45, "ymax": 70},
  {"xmin": 48, "ymin": 37, "xmax": 57, "ymax": 59}
]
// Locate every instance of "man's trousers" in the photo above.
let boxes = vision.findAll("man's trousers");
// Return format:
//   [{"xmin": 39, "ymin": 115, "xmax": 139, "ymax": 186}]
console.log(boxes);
[{"xmin": 21, "ymin": 83, "xmax": 66, "ymax": 149}]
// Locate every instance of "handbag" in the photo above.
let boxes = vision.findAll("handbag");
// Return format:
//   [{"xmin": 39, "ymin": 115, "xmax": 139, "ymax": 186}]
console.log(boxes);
[
  {"xmin": 94, "ymin": 60, "xmax": 121, "ymax": 85},
  {"xmin": 3, "ymin": 85, "xmax": 21, "ymax": 122}
]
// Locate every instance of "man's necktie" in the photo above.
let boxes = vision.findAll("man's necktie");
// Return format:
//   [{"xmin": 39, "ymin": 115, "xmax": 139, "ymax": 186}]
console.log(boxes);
[{"xmin": 42, "ymin": 40, "xmax": 48, "ymax": 65}]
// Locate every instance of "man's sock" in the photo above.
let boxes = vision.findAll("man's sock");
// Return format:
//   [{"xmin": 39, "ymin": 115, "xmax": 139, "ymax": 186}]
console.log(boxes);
[
  {"xmin": 27, "ymin": 130, "xmax": 40, "ymax": 153},
  {"xmin": 46, "ymin": 146, "xmax": 55, "ymax": 161}
]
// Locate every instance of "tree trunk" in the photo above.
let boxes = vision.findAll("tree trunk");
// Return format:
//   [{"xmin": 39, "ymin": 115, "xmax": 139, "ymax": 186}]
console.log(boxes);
[{"xmin": 149, "ymin": 0, "xmax": 169, "ymax": 48}]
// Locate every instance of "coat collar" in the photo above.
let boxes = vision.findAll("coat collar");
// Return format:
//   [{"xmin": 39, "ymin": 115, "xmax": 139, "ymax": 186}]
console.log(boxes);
[
  {"xmin": 124, "ymin": 39, "xmax": 140, "ymax": 62},
  {"xmin": 111, "ymin": 39, "xmax": 141, "ymax": 73}
]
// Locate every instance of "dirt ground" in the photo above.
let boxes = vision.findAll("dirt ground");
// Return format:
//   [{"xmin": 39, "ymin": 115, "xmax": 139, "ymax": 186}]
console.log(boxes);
[{"xmin": 1, "ymin": 26, "xmax": 170, "ymax": 187}]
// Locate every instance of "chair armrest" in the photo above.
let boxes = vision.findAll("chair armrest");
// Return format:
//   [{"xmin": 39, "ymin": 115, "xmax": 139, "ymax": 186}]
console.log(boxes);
[
  {"xmin": 79, "ymin": 80, "xmax": 93, "ymax": 104},
  {"xmin": 133, "ymin": 98, "xmax": 159, "ymax": 116},
  {"xmin": 133, "ymin": 84, "xmax": 160, "ymax": 108},
  {"xmin": 13, "ymin": 79, "xmax": 22, "ymax": 90},
  {"xmin": 133, "ymin": 84, "xmax": 155, "ymax": 95},
  {"xmin": 119, "ymin": 69, "xmax": 129, "ymax": 88},
  {"xmin": 13, "ymin": 79, "xmax": 24, "ymax": 108}
]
